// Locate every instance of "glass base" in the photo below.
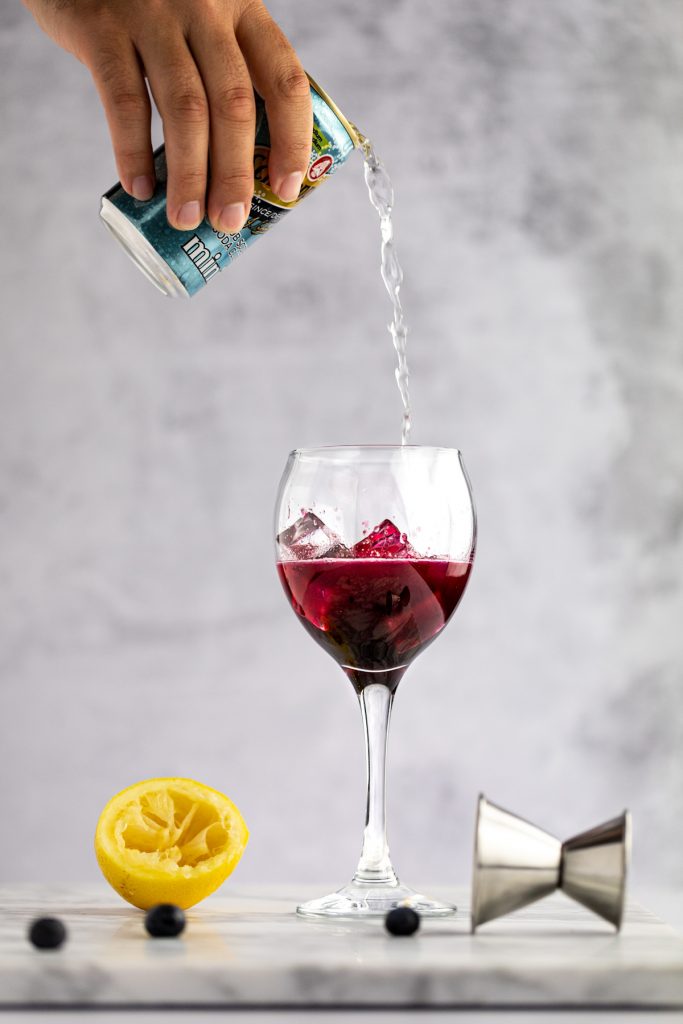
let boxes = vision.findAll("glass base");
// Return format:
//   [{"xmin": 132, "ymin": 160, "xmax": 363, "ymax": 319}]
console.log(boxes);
[{"xmin": 296, "ymin": 881, "xmax": 456, "ymax": 919}]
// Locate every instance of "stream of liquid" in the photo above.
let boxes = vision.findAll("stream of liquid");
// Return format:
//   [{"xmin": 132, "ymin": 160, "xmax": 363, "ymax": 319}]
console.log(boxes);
[{"xmin": 358, "ymin": 135, "xmax": 411, "ymax": 445}]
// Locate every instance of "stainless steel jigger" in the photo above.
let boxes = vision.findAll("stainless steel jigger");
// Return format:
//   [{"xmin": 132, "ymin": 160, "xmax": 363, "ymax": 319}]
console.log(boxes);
[{"xmin": 471, "ymin": 795, "xmax": 632, "ymax": 932}]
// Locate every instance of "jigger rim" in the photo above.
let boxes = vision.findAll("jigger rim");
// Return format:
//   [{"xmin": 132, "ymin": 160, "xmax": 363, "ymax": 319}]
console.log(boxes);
[
  {"xmin": 610, "ymin": 809, "xmax": 632, "ymax": 931},
  {"xmin": 471, "ymin": 793, "xmax": 532, "ymax": 933},
  {"xmin": 470, "ymin": 793, "xmax": 486, "ymax": 933},
  {"xmin": 561, "ymin": 806, "xmax": 632, "ymax": 932}
]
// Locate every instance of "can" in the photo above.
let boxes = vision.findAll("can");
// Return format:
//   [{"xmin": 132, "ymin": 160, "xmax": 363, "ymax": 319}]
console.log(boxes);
[{"xmin": 100, "ymin": 75, "xmax": 360, "ymax": 298}]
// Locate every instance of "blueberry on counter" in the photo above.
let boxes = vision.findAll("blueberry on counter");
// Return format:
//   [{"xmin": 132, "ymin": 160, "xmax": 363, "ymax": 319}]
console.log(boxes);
[
  {"xmin": 28, "ymin": 917, "xmax": 67, "ymax": 950},
  {"xmin": 385, "ymin": 906, "xmax": 420, "ymax": 936},
  {"xmin": 144, "ymin": 903, "xmax": 186, "ymax": 938}
]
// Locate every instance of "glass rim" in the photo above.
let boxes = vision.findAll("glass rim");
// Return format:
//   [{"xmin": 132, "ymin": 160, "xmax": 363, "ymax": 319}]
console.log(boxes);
[{"xmin": 290, "ymin": 444, "xmax": 462, "ymax": 458}]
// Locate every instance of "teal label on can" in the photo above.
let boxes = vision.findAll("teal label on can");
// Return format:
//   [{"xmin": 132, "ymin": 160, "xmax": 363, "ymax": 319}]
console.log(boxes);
[{"xmin": 104, "ymin": 85, "xmax": 356, "ymax": 296}]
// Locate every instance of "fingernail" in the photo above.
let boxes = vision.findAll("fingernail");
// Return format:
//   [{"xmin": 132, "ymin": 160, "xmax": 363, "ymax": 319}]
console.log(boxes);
[
  {"xmin": 277, "ymin": 172, "xmax": 303, "ymax": 203},
  {"xmin": 131, "ymin": 175, "xmax": 154, "ymax": 201},
  {"xmin": 218, "ymin": 203, "xmax": 247, "ymax": 234},
  {"xmin": 176, "ymin": 200, "xmax": 202, "ymax": 230}
]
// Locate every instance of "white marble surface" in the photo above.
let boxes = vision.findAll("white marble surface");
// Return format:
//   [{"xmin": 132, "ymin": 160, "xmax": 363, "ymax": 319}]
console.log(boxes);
[
  {"xmin": 2, "ymin": 1015, "xmax": 683, "ymax": 1024},
  {"xmin": 1, "ymin": 885, "xmax": 682, "ymax": 1010}
]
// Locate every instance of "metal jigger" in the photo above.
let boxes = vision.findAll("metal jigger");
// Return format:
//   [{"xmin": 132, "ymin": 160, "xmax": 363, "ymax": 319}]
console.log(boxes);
[{"xmin": 471, "ymin": 795, "xmax": 631, "ymax": 932}]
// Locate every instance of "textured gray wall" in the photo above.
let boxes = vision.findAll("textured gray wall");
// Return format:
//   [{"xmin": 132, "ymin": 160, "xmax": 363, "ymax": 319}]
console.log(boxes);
[{"xmin": 1, "ymin": 1, "xmax": 682, "ymax": 892}]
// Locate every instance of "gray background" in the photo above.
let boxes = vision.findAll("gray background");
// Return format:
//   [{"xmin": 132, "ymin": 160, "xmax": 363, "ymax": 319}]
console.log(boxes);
[{"xmin": 0, "ymin": 0, "xmax": 682, "ymax": 894}]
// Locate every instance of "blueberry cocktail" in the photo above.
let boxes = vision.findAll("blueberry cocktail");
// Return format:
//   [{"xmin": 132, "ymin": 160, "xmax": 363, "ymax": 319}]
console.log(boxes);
[
  {"xmin": 275, "ymin": 446, "xmax": 476, "ymax": 918},
  {"xmin": 278, "ymin": 516, "xmax": 471, "ymax": 694}
]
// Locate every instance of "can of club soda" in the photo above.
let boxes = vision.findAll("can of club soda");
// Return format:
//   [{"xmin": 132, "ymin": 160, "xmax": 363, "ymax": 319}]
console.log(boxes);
[{"xmin": 100, "ymin": 75, "xmax": 360, "ymax": 298}]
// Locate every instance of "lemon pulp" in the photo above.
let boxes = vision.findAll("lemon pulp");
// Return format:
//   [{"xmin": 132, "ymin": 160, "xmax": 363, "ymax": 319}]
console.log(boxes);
[{"xmin": 95, "ymin": 778, "xmax": 248, "ymax": 910}]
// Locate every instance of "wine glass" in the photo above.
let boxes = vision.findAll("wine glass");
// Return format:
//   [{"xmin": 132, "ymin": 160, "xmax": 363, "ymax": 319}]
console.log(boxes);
[{"xmin": 275, "ymin": 446, "xmax": 476, "ymax": 917}]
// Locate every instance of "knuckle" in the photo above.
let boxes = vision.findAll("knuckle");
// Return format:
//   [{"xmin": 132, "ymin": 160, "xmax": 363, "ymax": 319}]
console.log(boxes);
[
  {"xmin": 282, "ymin": 139, "xmax": 313, "ymax": 163},
  {"xmin": 90, "ymin": 43, "xmax": 149, "ymax": 123},
  {"xmin": 240, "ymin": 2, "xmax": 273, "ymax": 33},
  {"xmin": 212, "ymin": 83, "xmax": 255, "ymax": 124},
  {"xmin": 117, "ymin": 146, "xmax": 151, "ymax": 165},
  {"xmin": 167, "ymin": 87, "xmax": 209, "ymax": 123},
  {"xmin": 92, "ymin": 46, "xmax": 123, "ymax": 84},
  {"xmin": 273, "ymin": 64, "xmax": 310, "ymax": 102},
  {"xmin": 212, "ymin": 169, "xmax": 253, "ymax": 196},
  {"xmin": 241, "ymin": 0, "xmax": 267, "ymax": 19},
  {"xmin": 108, "ymin": 89, "xmax": 148, "ymax": 121},
  {"xmin": 171, "ymin": 169, "xmax": 207, "ymax": 191},
  {"xmin": 272, "ymin": 139, "xmax": 312, "ymax": 174}
]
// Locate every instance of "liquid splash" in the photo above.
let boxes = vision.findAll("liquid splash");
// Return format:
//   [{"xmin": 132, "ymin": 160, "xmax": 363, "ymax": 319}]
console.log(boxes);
[{"xmin": 358, "ymin": 133, "xmax": 411, "ymax": 445}]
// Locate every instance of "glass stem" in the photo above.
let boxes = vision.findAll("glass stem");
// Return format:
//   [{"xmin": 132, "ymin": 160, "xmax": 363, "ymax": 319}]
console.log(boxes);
[{"xmin": 352, "ymin": 683, "xmax": 398, "ymax": 886}]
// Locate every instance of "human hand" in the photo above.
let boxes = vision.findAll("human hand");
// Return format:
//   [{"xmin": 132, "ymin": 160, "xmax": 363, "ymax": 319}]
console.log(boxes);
[{"xmin": 23, "ymin": 0, "xmax": 313, "ymax": 233}]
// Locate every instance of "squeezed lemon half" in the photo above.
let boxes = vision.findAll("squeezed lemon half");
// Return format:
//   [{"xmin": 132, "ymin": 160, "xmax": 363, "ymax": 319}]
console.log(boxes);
[{"xmin": 95, "ymin": 778, "xmax": 249, "ymax": 910}]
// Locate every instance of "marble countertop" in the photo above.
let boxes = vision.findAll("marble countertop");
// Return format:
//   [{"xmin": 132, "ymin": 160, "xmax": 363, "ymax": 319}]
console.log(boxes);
[{"xmin": 1, "ymin": 885, "xmax": 682, "ymax": 1010}]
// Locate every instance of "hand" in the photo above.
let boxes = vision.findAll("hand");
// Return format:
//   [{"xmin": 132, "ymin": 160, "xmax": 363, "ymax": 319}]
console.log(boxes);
[{"xmin": 22, "ymin": 0, "xmax": 313, "ymax": 233}]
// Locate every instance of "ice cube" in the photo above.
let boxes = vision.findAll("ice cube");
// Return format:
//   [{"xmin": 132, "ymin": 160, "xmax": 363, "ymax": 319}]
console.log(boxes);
[
  {"xmin": 353, "ymin": 519, "xmax": 413, "ymax": 558},
  {"xmin": 277, "ymin": 511, "xmax": 350, "ymax": 560}
]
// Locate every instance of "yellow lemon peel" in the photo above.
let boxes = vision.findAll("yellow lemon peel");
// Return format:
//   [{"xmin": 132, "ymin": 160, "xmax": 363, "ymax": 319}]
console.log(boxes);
[{"xmin": 95, "ymin": 778, "xmax": 248, "ymax": 909}]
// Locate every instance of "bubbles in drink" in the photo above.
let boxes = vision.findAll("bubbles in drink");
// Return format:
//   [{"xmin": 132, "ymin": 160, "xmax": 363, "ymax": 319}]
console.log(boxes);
[{"xmin": 358, "ymin": 135, "xmax": 411, "ymax": 445}]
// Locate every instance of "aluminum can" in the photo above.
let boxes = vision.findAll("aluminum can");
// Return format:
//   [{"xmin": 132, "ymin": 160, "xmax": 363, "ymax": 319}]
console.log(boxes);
[{"xmin": 100, "ymin": 76, "xmax": 359, "ymax": 298}]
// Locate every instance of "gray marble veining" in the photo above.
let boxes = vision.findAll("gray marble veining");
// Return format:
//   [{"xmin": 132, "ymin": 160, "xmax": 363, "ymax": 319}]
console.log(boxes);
[{"xmin": 0, "ymin": 885, "xmax": 682, "ymax": 1008}]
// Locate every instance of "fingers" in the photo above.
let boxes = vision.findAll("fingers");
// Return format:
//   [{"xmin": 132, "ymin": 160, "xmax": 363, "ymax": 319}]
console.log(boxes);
[
  {"xmin": 84, "ymin": 3, "xmax": 312, "ymax": 230},
  {"xmin": 188, "ymin": 23, "xmax": 255, "ymax": 234},
  {"xmin": 237, "ymin": 5, "xmax": 312, "ymax": 204},
  {"xmin": 89, "ymin": 39, "xmax": 155, "ymax": 201},
  {"xmin": 143, "ymin": 35, "xmax": 209, "ymax": 230}
]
